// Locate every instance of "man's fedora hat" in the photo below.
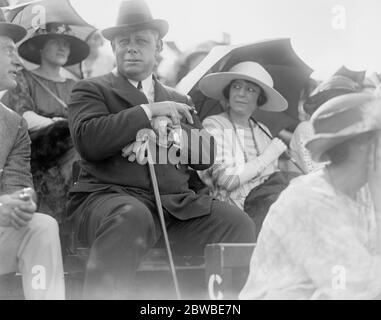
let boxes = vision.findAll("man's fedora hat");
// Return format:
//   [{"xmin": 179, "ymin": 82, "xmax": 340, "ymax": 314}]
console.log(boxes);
[
  {"xmin": 305, "ymin": 91, "xmax": 381, "ymax": 163},
  {"xmin": 18, "ymin": 23, "xmax": 90, "ymax": 66},
  {"xmin": 199, "ymin": 61, "xmax": 288, "ymax": 112},
  {"xmin": 0, "ymin": 9, "xmax": 26, "ymax": 43},
  {"xmin": 102, "ymin": 0, "xmax": 169, "ymax": 41}
]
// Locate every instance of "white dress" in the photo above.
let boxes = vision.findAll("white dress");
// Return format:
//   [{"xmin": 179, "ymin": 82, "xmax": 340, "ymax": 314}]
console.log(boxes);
[{"xmin": 240, "ymin": 169, "xmax": 381, "ymax": 300}]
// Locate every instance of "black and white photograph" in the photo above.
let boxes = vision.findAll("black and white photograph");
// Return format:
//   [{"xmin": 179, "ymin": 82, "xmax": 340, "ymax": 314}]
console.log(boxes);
[{"xmin": 0, "ymin": 0, "xmax": 380, "ymax": 305}]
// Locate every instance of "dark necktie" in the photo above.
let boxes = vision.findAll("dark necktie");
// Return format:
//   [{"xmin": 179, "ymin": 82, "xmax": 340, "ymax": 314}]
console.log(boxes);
[{"xmin": 137, "ymin": 81, "xmax": 143, "ymax": 91}]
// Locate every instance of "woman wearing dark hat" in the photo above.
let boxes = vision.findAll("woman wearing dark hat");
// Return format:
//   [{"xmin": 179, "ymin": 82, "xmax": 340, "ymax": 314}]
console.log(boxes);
[
  {"xmin": 2, "ymin": 22, "xmax": 89, "ymax": 222},
  {"xmin": 240, "ymin": 91, "xmax": 381, "ymax": 299},
  {"xmin": 290, "ymin": 72, "xmax": 363, "ymax": 173},
  {"xmin": 197, "ymin": 61, "xmax": 289, "ymax": 234}
]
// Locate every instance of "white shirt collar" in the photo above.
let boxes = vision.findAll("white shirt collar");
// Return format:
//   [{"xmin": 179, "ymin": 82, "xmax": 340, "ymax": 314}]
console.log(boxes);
[
  {"xmin": 112, "ymin": 69, "xmax": 155, "ymax": 102},
  {"xmin": 127, "ymin": 75, "xmax": 154, "ymax": 95}
]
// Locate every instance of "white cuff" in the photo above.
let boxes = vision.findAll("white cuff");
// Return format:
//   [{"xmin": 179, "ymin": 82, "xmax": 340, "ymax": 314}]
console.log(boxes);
[
  {"xmin": 140, "ymin": 104, "xmax": 152, "ymax": 121},
  {"xmin": 23, "ymin": 111, "xmax": 54, "ymax": 132},
  {"xmin": 238, "ymin": 159, "xmax": 261, "ymax": 185}
]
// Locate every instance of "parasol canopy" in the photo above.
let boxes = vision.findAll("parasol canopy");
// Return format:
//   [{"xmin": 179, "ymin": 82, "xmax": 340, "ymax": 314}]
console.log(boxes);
[{"xmin": 177, "ymin": 38, "xmax": 313, "ymax": 135}]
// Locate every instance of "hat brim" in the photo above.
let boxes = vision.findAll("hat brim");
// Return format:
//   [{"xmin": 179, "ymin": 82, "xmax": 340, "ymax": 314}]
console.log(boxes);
[
  {"xmin": 18, "ymin": 34, "xmax": 89, "ymax": 66},
  {"xmin": 305, "ymin": 129, "xmax": 376, "ymax": 163},
  {"xmin": 304, "ymin": 88, "xmax": 355, "ymax": 116},
  {"xmin": 102, "ymin": 19, "xmax": 169, "ymax": 40},
  {"xmin": 199, "ymin": 71, "xmax": 288, "ymax": 112},
  {"xmin": 0, "ymin": 22, "xmax": 27, "ymax": 43}
]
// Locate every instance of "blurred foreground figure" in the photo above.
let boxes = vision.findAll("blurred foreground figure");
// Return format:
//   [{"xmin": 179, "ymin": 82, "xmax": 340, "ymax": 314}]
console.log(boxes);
[
  {"xmin": 0, "ymin": 11, "xmax": 64, "ymax": 300},
  {"xmin": 240, "ymin": 90, "xmax": 381, "ymax": 300}
]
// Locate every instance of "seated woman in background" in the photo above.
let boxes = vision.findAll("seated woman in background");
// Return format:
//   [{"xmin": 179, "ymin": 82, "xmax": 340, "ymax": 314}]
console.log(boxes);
[
  {"xmin": 80, "ymin": 30, "xmax": 115, "ymax": 79},
  {"xmin": 240, "ymin": 91, "xmax": 381, "ymax": 300},
  {"xmin": 1, "ymin": 22, "xmax": 89, "ymax": 222},
  {"xmin": 290, "ymin": 70, "xmax": 364, "ymax": 173},
  {"xmin": 197, "ymin": 61, "xmax": 290, "ymax": 236}
]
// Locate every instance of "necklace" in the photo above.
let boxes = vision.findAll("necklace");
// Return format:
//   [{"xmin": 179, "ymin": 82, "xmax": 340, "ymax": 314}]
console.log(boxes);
[{"xmin": 227, "ymin": 112, "xmax": 260, "ymax": 162}]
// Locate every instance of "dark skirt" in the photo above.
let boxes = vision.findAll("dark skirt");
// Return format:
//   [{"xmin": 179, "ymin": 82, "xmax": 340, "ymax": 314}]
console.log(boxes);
[
  {"xmin": 30, "ymin": 120, "xmax": 79, "ymax": 223},
  {"xmin": 244, "ymin": 171, "xmax": 301, "ymax": 238}
]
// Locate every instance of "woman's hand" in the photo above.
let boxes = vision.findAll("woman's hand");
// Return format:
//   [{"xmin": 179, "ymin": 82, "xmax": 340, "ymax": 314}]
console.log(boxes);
[{"xmin": 260, "ymin": 138, "xmax": 288, "ymax": 166}]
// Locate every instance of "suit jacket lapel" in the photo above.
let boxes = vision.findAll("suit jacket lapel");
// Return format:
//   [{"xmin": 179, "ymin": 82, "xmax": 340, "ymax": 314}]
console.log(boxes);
[
  {"xmin": 154, "ymin": 77, "xmax": 171, "ymax": 102},
  {"xmin": 110, "ymin": 71, "xmax": 148, "ymax": 107}
]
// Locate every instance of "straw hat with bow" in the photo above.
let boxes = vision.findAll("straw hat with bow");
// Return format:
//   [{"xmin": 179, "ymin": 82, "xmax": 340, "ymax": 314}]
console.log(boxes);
[
  {"xmin": 199, "ymin": 61, "xmax": 288, "ymax": 112},
  {"xmin": 306, "ymin": 91, "xmax": 381, "ymax": 163}
]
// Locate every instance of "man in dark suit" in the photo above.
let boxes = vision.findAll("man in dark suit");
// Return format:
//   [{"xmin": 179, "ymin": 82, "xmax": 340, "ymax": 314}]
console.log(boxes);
[{"xmin": 67, "ymin": 0, "xmax": 255, "ymax": 299}]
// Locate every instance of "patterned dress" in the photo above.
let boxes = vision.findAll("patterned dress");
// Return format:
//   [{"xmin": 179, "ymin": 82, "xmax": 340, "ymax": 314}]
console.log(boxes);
[
  {"xmin": 1, "ymin": 69, "xmax": 77, "ymax": 222},
  {"xmin": 198, "ymin": 112, "xmax": 278, "ymax": 209},
  {"xmin": 240, "ymin": 169, "xmax": 381, "ymax": 300}
]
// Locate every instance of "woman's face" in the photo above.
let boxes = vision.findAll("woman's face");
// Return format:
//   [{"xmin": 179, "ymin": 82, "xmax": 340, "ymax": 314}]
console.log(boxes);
[
  {"xmin": 40, "ymin": 37, "xmax": 70, "ymax": 66},
  {"xmin": 228, "ymin": 79, "xmax": 261, "ymax": 118},
  {"xmin": 87, "ymin": 32, "xmax": 103, "ymax": 52},
  {"xmin": 347, "ymin": 131, "xmax": 378, "ymax": 182}
]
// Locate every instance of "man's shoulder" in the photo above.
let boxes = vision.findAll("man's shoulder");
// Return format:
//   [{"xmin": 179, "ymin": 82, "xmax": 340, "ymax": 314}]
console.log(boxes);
[
  {"xmin": 73, "ymin": 73, "xmax": 114, "ymax": 91},
  {"xmin": 0, "ymin": 102, "xmax": 22, "ymax": 124},
  {"xmin": 159, "ymin": 81, "xmax": 190, "ymax": 103}
]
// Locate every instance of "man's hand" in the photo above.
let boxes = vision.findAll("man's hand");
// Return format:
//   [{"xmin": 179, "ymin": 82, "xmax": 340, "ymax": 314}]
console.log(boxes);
[
  {"xmin": 151, "ymin": 116, "xmax": 173, "ymax": 148},
  {"xmin": 151, "ymin": 116, "xmax": 173, "ymax": 136},
  {"xmin": 147, "ymin": 101, "xmax": 194, "ymax": 125},
  {"xmin": 0, "ymin": 189, "xmax": 36, "ymax": 229}
]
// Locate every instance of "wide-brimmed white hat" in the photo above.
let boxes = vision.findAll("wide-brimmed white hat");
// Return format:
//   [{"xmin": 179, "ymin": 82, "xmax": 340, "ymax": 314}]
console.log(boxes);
[
  {"xmin": 305, "ymin": 91, "xmax": 381, "ymax": 162},
  {"xmin": 199, "ymin": 61, "xmax": 288, "ymax": 112}
]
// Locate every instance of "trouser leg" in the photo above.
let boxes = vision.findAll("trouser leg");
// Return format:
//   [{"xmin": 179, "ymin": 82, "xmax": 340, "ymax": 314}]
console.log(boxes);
[
  {"xmin": 80, "ymin": 193, "xmax": 158, "ymax": 299},
  {"xmin": 168, "ymin": 199, "xmax": 256, "ymax": 256},
  {"xmin": 0, "ymin": 213, "xmax": 65, "ymax": 299}
]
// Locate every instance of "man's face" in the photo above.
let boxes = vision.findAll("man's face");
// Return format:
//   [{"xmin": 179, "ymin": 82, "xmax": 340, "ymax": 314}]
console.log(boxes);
[
  {"xmin": 0, "ymin": 36, "xmax": 19, "ymax": 91},
  {"xmin": 113, "ymin": 29, "xmax": 161, "ymax": 81}
]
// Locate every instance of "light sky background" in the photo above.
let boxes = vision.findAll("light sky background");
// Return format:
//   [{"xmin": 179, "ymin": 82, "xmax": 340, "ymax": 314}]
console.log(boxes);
[{"xmin": 70, "ymin": 0, "xmax": 381, "ymax": 80}]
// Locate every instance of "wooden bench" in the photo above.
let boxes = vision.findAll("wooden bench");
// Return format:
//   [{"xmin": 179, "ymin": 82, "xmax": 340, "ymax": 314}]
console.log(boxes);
[
  {"xmin": 63, "ymin": 233, "xmax": 207, "ymax": 300},
  {"xmin": 205, "ymin": 243, "xmax": 255, "ymax": 300},
  {"xmin": 0, "ymin": 242, "xmax": 255, "ymax": 300}
]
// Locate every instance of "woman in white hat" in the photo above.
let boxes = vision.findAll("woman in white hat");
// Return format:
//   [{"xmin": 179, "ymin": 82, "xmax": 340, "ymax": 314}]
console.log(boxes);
[
  {"xmin": 240, "ymin": 91, "xmax": 381, "ymax": 299},
  {"xmin": 1, "ymin": 22, "xmax": 89, "ymax": 222},
  {"xmin": 197, "ymin": 61, "xmax": 288, "ymax": 231}
]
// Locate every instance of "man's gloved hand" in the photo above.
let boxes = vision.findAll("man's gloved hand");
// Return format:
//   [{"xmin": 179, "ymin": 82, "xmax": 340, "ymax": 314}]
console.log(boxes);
[{"xmin": 122, "ymin": 136, "xmax": 150, "ymax": 164}]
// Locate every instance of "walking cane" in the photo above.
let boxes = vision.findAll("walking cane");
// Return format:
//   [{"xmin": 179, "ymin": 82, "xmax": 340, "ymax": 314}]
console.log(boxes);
[{"xmin": 146, "ymin": 146, "xmax": 182, "ymax": 300}]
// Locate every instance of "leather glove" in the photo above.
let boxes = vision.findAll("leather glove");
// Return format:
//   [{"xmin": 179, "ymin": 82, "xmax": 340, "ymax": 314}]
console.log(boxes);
[{"xmin": 121, "ymin": 130, "xmax": 153, "ymax": 165}]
